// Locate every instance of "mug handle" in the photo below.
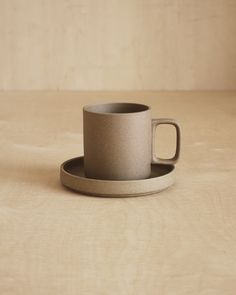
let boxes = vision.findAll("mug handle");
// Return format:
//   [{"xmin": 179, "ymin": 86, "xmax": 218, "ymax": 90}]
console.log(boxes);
[{"xmin": 151, "ymin": 118, "xmax": 181, "ymax": 165}]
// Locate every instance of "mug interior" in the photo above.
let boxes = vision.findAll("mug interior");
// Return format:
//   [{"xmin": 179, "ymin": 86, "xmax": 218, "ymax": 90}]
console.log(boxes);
[{"xmin": 84, "ymin": 103, "xmax": 149, "ymax": 114}]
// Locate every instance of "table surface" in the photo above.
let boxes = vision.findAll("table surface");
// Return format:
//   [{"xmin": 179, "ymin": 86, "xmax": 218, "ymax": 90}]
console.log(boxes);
[{"xmin": 0, "ymin": 91, "xmax": 236, "ymax": 295}]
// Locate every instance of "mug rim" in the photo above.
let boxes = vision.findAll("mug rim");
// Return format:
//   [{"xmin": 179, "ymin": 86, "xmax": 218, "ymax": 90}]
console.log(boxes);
[{"xmin": 83, "ymin": 102, "xmax": 150, "ymax": 115}]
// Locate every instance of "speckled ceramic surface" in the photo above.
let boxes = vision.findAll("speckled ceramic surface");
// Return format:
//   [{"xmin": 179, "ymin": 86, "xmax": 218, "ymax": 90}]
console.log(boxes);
[
  {"xmin": 60, "ymin": 157, "xmax": 175, "ymax": 197},
  {"xmin": 83, "ymin": 102, "xmax": 180, "ymax": 181}
]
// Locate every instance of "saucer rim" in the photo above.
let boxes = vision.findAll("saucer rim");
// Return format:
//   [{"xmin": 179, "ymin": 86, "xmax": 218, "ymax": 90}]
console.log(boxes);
[
  {"xmin": 62, "ymin": 187, "xmax": 173, "ymax": 198},
  {"xmin": 60, "ymin": 156, "xmax": 175, "ymax": 197},
  {"xmin": 60, "ymin": 156, "xmax": 175, "ymax": 183}
]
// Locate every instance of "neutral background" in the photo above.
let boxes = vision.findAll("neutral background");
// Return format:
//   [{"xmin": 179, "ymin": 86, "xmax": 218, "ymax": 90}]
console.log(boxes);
[
  {"xmin": 0, "ymin": 0, "xmax": 236, "ymax": 90},
  {"xmin": 1, "ymin": 1, "xmax": 236, "ymax": 294}
]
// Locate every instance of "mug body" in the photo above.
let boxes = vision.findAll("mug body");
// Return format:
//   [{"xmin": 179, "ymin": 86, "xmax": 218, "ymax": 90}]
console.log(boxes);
[{"xmin": 83, "ymin": 103, "xmax": 151, "ymax": 180}]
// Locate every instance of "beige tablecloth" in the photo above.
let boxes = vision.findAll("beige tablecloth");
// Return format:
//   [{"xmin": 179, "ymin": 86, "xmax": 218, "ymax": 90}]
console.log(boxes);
[{"xmin": 0, "ymin": 91, "xmax": 236, "ymax": 295}]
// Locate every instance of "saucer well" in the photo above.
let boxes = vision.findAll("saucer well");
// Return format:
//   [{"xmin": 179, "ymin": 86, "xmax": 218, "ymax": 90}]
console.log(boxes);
[{"xmin": 60, "ymin": 157, "xmax": 175, "ymax": 197}]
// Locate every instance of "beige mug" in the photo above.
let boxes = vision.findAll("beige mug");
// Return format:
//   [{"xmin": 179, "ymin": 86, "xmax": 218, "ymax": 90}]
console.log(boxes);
[{"xmin": 83, "ymin": 103, "xmax": 180, "ymax": 180}]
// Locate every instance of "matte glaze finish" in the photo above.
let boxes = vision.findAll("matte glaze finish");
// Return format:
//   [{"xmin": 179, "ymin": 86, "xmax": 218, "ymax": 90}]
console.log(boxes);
[
  {"xmin": 83, "ymin": 102, "xmax": 181, "ymax": 180},
  {"xmin": 60, "ymin": 157, "xmax": 175, "ymax": 197},
  {"xmin": 83, "ymin": 103, "xmax": 152, "ymax": 180}
]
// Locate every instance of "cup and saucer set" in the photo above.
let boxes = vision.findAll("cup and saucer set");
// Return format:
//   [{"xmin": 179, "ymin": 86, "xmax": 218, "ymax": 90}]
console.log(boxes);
[{"xmin": 60, "ymin": 103, "xmax": 181, "ymax": 197}]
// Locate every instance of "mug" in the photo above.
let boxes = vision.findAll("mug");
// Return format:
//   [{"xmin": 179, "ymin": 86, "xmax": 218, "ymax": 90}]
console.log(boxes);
[{"xmin": 83, "ymin": 102, "xmax": 180, "ymax": 180}]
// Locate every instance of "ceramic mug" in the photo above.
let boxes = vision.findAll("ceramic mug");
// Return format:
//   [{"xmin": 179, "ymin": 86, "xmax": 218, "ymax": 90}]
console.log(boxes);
[{"xmin": 83, "ymin": 103, "xmax": 180, "ymax": 180}]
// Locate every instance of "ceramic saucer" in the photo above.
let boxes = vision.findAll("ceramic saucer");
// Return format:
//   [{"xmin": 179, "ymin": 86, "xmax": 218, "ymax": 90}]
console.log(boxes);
[{"xmin": 60, "ymin": 157, "xmax": 175, "ymax": 197}]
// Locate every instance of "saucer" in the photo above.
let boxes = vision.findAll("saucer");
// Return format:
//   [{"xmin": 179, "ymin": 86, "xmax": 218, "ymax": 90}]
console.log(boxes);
[{"xmin": 60, "ymin": 157, "xmax": 175, "ymax": 197}]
